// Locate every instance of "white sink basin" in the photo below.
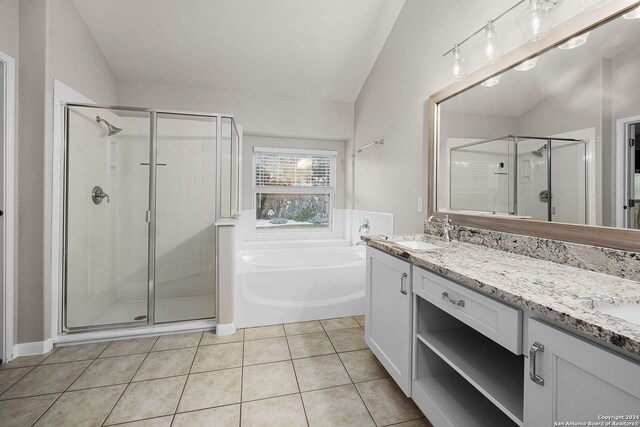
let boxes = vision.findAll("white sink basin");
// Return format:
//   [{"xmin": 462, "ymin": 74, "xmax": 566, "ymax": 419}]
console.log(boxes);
[
  {"xmin": 394, "ymin": 241, "xmax": 442, "ymax": 251},
  {"xmin": 599, "ymin": 305, "xmax": 640, "ymax": 326}
]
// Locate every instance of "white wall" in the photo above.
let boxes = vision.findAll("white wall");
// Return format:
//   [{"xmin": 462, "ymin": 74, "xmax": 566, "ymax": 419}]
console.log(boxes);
[
  {"xmin": 18, "ymin": 0, "xmax": 49, "ymax": 344},
  {"xmin": 353, "ymin": 0, "xmax": 516, "ymax": 234},
  {"xmin": 118, "ymin": 81, "xmax": 354, "ymax": 140},
  {"xmin": 15, "ymin": 0, "xmax": 121, "ymax": 343}
]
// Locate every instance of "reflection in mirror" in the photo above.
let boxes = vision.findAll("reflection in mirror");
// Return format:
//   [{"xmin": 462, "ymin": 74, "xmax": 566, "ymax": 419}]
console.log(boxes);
[{"xmin": 437, "ymin": 10, "xmax": 640, "ymax": 230}]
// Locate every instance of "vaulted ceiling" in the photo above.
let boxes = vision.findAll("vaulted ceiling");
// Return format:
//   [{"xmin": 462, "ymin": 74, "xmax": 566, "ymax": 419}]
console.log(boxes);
[{"xmin": 73, "ymin": 0, "xmax": 406, "ymax": 103}]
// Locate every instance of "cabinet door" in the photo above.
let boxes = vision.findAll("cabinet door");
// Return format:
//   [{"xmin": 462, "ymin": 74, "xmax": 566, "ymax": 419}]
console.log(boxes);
[
  {"xmin": 525, "ymin": 319, "xmax": 640, "ymax": 427},
  {"xmin": 365, "ymin": 247, "xmax": 413, "ymax": 396}
]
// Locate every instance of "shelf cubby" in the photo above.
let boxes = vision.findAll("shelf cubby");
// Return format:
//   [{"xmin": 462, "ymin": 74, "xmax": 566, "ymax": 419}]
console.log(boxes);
[{"xmin": 413, "ymin": 296, "xmax": 524, "ymax": 426}]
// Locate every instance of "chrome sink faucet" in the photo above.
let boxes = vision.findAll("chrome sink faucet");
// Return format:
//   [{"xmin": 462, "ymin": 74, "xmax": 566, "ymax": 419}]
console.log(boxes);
[
  {"xmin": 359, "ymin": 219, "xmax": 370, "ymax": 234},
  {"xmin": 427, "ymin": 215, "xmax": 454, "ymax": 242}
]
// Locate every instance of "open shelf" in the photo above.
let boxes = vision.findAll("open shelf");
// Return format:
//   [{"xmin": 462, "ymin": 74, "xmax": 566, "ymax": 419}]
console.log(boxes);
[
  {"xmin": 412, "ymin": 342, "xmax": 519, "ymax": 427},
  {"xmin": 417, "ymin": 329, "xmax": 523, "ymax": 425}
]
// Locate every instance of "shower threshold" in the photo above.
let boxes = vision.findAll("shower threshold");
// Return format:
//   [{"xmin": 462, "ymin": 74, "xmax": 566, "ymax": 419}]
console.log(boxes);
[{"xmin": 91, "ymin": 294, "xmax": 216, "ymax": 326}]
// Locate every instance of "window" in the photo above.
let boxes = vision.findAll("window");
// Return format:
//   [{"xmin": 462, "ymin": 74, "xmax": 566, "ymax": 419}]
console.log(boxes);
[{"xmin": 254, "ymin": 147, "xmax": 336, "ymax": 230}]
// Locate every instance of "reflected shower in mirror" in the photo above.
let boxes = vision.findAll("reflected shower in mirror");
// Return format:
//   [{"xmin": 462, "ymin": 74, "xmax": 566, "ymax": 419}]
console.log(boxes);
[{"xmin": 437, "ymin": 10, "xmax": 640, "ymax": 230}]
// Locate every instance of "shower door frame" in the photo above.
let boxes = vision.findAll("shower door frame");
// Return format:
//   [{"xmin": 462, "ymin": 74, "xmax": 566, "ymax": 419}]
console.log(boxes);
[
  {"xmin": 448, "ymin": 135, "xmax": 587, "ymax": 221},
  {"xmin": 61, "ymin": 102, "xmax": 234, "ymax": 334}
]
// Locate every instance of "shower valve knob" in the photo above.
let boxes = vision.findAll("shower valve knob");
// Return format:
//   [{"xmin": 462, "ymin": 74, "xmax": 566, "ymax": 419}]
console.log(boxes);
[{"xmin": 92, "ymin": 186, "xmax": 110, "ymax": 205}]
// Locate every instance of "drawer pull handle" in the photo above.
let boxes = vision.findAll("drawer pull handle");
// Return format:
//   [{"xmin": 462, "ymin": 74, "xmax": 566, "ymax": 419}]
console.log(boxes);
[
  {"xmin": 400, "ymin": 273, "xmax": 408, "ymax": 295},
  {"xmin": 529, "ymin": 342, "xmax": 545, "ymax": 385},
  {"xmin": 442, "ymin": 292, "xmax": 465, "ymax": 307}
]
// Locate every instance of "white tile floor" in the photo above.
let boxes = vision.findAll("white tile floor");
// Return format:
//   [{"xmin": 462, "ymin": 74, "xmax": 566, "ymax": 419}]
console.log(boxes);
[{"xmin": 0, "ymin": 316, "xmax": 431, "ymax": 427}]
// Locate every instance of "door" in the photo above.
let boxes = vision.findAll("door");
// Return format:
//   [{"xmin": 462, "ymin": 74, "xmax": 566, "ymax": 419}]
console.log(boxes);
[
  {"xmin": 365, "ymin": 247, "xmax": 413, "ymax": 396},
  {"xmin": 154, "ymin": 113, "xmax": 216, "ymax": 323},
  {"xmin": 65, "ymin": 106, "xmax": 151, "ymax": 330},
  {"xmin": 626, "ymin": 123, "xmax": 639, "ymax": 229},
  {"xmin": 524, "ymin": 319, "xmax": 640, "ymax": 426}
]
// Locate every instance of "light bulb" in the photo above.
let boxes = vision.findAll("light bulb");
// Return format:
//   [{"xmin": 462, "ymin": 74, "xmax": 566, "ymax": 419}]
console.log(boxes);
[
  {"xmin": 481, "ymin": 74, "xmax": 502, "ymax": 87},
  {"xmin": 449, "ymin": 44, "xmax": 466, "ymax": 81},
  {"xmin": 624, "ymin": 6, "xmax": 640, "ymax": 19},
  {"xmin": 514, "ymin": 56, "xmax": 539, "ymax": 71},
  {"xmin": 559, "ymin": 31, "xmax": 590, "ymax": 49},
  {"xmin": 580, "ymin": 0, "xmax": 609, "ymax": 9},
  {"xmin": 481, "ymin": 20, "xmax": 503, "ymax": 64},
  {"xmin": 517, "ymin": 0, "xmax": 552, "ymax": 42},
  {"xmin": 538, "ymin": 0, "xmax": 565, "ymax": 11}
]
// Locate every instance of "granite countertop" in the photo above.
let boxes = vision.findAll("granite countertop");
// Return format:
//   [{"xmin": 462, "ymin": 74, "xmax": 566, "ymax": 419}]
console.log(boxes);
[{"xmin": 363, "ymin": 234, "xmax": 640, "ymax": 357}]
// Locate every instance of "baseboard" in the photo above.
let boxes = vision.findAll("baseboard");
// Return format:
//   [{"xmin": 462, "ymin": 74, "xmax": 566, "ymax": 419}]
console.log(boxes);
[
  {"xmin": 216, "ymin": 322, "xmax": 237, "ymax": 336},
  {"xmin": 12, "ymin": 339, "xmax": 54, "ymax": 359}
]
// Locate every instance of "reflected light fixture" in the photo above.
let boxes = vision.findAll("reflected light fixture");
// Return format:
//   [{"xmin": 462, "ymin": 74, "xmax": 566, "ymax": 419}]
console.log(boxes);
[
  {"xmin": 481, "ymin": 74, "xmax": 502, "ymax": 87},
  {"xmin": 580, "ymin": 0, "xmax": 610, "ymax": 9},
  {"xmin": 514, "ymin": 56, "xmax": 539, "ymax": 71},
  {"xmin": 481, "ymin": 20, "xmax": 503, "ymax": 64},
  {"xmin": 517, "ymin": 0, "xmax": 552, "ymax": 42},
  {"xmin": 538, "ymin": 0, "xmax": 565, "ymax": 11},
  {"xmin": 623, "ymin": 6, "xmax": 640, "ymax": 19},
  {"xmin": 559, "ymin": 31, "xmax": 590, "ymax": 49},
  {"xmin": 449, "ymin": 44, "xmax": 466, "ymax": 81}
]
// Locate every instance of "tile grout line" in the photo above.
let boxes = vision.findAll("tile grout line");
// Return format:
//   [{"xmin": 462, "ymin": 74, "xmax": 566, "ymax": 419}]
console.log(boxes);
[
  {"xmin": 30, "ymin": 341, "xmax": 115, "ymax": 427},
  {"xmin": 320, "ymin": 318, "xmax": 379, "ymax": 426},
  {"xmin": 101, "ymin": 336, "xmax": 159, "ymax": 426},
  {"xmin": 239, "ymin": 330, "xmax": 246, "ymax": 425},
  {"xmin": 169, "ymin": 332, "xmax": 203, "ymax": 426},
  {"xmin": 283, "ymin": 327, "xmax": 310, "ymax": 427},
  {"xmin": 5, "ymin": 319, "xmax": 369, "ymax": 426}
]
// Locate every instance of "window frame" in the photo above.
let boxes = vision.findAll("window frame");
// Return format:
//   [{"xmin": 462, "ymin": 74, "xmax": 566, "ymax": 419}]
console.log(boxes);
[{"xmin": 252, "ymin": 147, "xmax": 337, "ymax": 231}]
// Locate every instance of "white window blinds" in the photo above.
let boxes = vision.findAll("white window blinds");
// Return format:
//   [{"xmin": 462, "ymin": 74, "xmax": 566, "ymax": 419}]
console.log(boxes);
[{"xmin": 255, "ymin": 151, "xmax": 334, "ymax": 188}]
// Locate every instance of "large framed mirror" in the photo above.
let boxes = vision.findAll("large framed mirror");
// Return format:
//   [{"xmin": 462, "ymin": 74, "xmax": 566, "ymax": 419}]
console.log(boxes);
[{"xmin": 428, "ymin": 0, "xmax": 640, "ymax": 252}]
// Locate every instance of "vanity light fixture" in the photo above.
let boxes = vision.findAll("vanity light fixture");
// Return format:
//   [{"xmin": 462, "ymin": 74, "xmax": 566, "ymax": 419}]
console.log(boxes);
[
  {"xmin": 559, "ymin": 31, "xmax": 590, "ymax": 49},
  {"xmin": 449, "ymin": 44, "xmax": 466, "ymax": 81},
  {"xmin": 623, "ymin": 6, "xmax": 640, "ymax": 19},
  {"xmin": 481, "ymin": 20, "xmax": 503, "ymax": 64},
  {"xmin": 443, "ymin": 0, "xmax": 565, "ymax": 80},
  {"xmin": 517, "ymin": 0, "xmax": 552, "ymax": 42},
  {"xmin": 481, "ymin": 74, "xmax": 502, "ymax": 87},
  {"xmin": 514, "ymin": 56, "xmax": 539, "ymax": 71}
]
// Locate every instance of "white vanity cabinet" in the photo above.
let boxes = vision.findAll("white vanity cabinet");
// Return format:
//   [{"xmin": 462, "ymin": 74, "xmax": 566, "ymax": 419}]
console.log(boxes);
[
  {"xmin": 524, "ymin": 319, "xmax": 640, "ymax": 427},
  {"xmin": 365, "ymin": 247, "xmax": 413, "ymax": 396}
]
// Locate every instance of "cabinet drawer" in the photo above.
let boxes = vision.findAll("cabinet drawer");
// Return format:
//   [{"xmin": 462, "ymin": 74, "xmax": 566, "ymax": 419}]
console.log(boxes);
[{"xmin": 413, "ymin": 267, "xmax": 522, "ymax": 354}]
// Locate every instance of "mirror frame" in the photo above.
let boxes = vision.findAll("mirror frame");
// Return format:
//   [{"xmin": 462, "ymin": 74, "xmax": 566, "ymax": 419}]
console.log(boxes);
[{"xmin": 427, "ymin": 0, "xmax": 640, "ymax": 252}]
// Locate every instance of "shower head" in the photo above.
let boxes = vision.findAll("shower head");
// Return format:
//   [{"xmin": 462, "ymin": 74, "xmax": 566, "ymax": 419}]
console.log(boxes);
[
  {"xmin": 532, "ymin": 144, "xmax": 548, "ymax": 157},
  {"xmin": 96, "ymin": 116, "xmax": 123, "ymax": 136}
]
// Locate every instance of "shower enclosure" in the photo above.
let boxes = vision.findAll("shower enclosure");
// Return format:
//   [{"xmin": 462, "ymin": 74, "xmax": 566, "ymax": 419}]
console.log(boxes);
[
  {"xmin": 449, "ymin": 135, "xmax": 587, "ymax": 223},
  {"xmin": 63, "ymin": 104, "xmax": 239, "ymax": 332}
]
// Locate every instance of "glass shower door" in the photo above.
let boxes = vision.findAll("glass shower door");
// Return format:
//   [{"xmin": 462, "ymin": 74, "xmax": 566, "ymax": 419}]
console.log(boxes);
[
  {"xmin": 550, "ymin": 139, "xmax": 587, "ymax": 224},
  {"xmin": 65, "ymin": 106, "xmax": 151, "ymax": 329},
  {"xmin": 154, "ymin": 113, "xmax": 217, "ymax": 322}
]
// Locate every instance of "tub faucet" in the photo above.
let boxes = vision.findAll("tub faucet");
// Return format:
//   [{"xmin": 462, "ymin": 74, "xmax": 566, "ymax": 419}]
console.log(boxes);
[
  {"xmin": 355, "ymin": 241, "xmax": 367, "ymax": 246},
  {"xmin": 427, "ymin": 215, "xmax": 454, "ymax": 242},
  {"xmin": 359, "ymin": 219, "xmax": 370, "ymax": 234}
]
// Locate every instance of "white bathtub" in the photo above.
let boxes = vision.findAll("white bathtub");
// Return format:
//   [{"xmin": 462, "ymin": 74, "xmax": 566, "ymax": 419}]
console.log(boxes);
[{"xmin": 235, "ymin": 244, "xmax": 366, "ymax": 328}]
